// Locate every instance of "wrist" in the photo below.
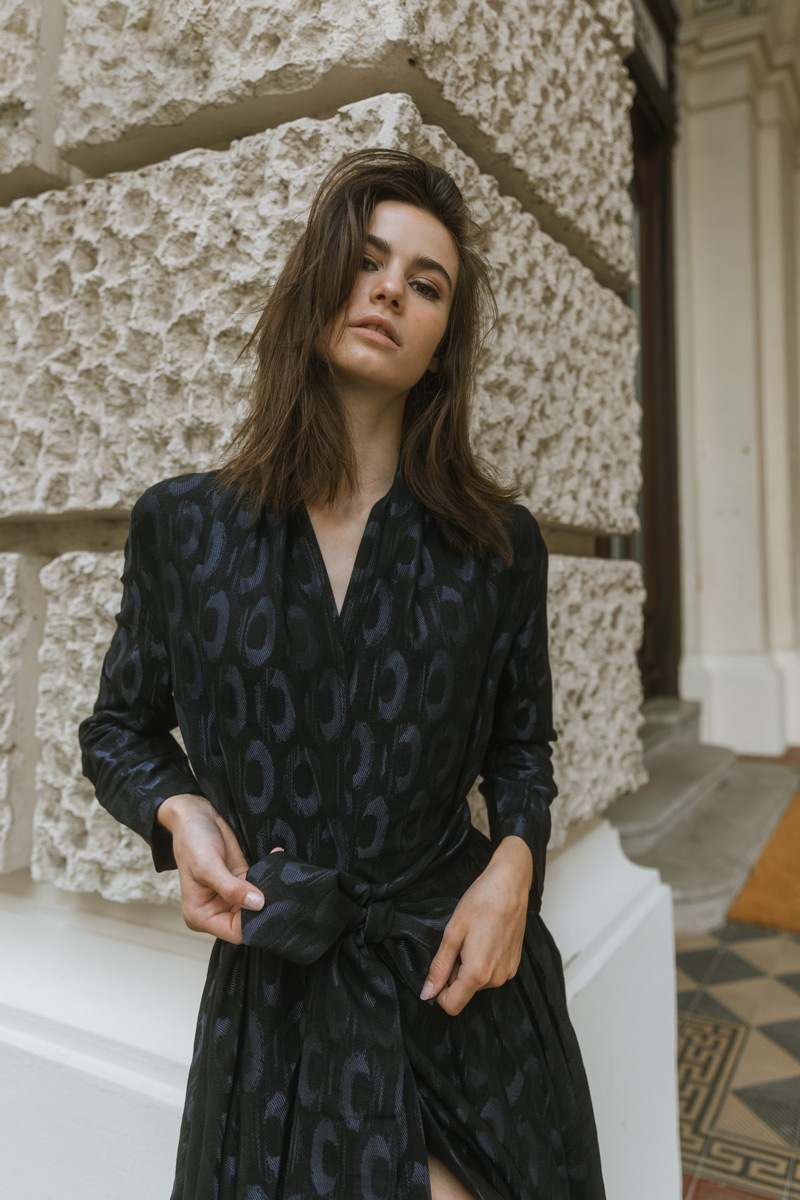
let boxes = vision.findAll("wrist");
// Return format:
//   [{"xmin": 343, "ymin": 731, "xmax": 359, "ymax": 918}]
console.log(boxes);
[
  {"xmin": 157, "ymin": 793, "xmax": 211, "ymax": 832},
  {"xmin": 491, "ymin": 835, "xmax": 534, "ymax": 887}
]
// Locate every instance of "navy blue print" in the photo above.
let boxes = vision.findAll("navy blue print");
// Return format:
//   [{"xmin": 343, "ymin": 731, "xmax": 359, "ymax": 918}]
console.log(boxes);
[{"xmin": 79, "ymin": 460, "xmax": 606, "ymax": 1199}]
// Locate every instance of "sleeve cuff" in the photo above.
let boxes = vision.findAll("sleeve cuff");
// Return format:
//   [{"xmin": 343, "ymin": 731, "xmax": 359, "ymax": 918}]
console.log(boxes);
[{"xmin": 150, "ymin": 802, "xmax": 178, "ymax": 873}]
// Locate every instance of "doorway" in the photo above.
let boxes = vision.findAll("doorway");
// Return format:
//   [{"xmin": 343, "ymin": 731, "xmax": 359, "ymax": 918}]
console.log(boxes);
[{"xmin": 597, "ymin": 0, "xmax": 681, "ymax": 700}]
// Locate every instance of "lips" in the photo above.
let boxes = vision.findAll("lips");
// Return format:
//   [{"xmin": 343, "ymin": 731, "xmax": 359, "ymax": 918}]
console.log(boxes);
[{"xmin": 350, "ymin": 315, "xmax": 399, "ymax": 346}]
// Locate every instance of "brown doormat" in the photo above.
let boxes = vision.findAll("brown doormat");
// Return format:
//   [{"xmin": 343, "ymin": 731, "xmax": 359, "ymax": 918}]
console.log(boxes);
[{"xmin": 726, "ymin": 791, "xmax": 800, "ymax": 932}]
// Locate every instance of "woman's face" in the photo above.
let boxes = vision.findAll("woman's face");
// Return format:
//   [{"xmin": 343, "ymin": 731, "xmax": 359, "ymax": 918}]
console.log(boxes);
[{"xmin": 327, "ymin": 200, "xmax": 459, "ymax": 402}]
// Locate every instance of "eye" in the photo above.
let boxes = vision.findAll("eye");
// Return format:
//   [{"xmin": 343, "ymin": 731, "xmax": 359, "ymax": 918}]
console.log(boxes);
[
  {"xmin": 361, "ymin": 255, "xmax": 378, "ymax": 271},
  {"xmin": 412, "ymin": 279, "xmax": 441, "ymax": 300}
]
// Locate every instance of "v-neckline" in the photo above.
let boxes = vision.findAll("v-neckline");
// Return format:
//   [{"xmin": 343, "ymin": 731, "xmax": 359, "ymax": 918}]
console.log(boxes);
[{"xmin": 300, "ymin": 462, "xmax": 401, "ymax": 629}]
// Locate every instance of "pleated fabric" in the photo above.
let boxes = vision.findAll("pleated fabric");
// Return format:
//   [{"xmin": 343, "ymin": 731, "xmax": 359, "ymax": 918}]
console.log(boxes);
[{"xmin": 78, "ymin": 459, "xmax": 607, "ymax": 1199}]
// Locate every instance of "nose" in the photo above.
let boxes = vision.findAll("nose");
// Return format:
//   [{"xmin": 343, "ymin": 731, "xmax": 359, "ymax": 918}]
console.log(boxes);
[{"xmin": 370, "ymin": 268, "xmax": 403, "ymax": 309}]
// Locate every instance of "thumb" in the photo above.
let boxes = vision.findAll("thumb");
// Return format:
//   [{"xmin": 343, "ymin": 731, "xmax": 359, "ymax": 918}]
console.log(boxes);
[
  {"xmin": 215, "ymin": 847, "xmax": 284, "ymax": 912},
  {"xmin": 200, "ymin": 856, "xmax": 265, "ymax": 912},
  {"xmin": 420, "ymin": 924, "xmax": 462, "ymax": 1001},
  {"xmin": 241, "ymin": 847, "xmax": 284, "ymax": 908}
]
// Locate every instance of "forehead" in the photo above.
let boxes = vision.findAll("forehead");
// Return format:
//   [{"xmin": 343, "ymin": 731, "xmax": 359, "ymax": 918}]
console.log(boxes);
[{"xmin": 368, "ymin": 200, "xmax": 459, "ymax": 279}]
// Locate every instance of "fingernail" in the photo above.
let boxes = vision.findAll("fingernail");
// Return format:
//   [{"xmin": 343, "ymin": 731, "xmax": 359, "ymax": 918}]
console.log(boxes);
[
  {"xmin": 245, "ymin": 891, "xmax": 264, "ymax": 910},
  {"xmin": 420, "ymin": 979, "xmax": 434, "ymax": 1000}
]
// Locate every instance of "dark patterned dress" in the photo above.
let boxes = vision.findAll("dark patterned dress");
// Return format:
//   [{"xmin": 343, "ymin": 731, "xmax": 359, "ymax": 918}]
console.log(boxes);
[{"xmin": 78, "ymin": 459, "xmax": 606, "ymax": 1200}]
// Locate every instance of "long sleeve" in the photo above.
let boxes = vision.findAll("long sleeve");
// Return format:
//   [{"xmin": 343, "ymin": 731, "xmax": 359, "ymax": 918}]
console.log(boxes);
[
  {"xmin": 78, "ymin": 488, "xmax": 203, "ymax": 873},
  {"xmin": 478, "ymin": 507, "xmax": 558, "ymax": 913}
]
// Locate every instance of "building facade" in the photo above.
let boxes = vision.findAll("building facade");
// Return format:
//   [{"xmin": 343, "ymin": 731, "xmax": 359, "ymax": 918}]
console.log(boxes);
[{"xmin": 12, "ymin": 0, "xmax": 799, "ymax": 1195}]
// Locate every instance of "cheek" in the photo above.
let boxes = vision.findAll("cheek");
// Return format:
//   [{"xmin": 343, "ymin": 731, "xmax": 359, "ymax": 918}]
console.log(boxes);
[
  {"xmin": 347, "ymin": 276, "xmax": 373, "ymax": 312},
  {"xmin": 411, "ymin": 312, "xmax": 449, "ymax": 360}
]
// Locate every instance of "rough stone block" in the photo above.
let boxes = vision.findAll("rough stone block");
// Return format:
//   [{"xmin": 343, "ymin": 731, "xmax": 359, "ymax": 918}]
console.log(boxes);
[
  {"xmin": 33, "ymin": 550, "xmax": 179, "ymax": 903},
  {"xmin": 35, "ymin": 548, "xmax": 645, "ymax": 899},
  {"xmin": 588, "ymin": 0, "xmax": 636, "ymax": 52},
  {"xmin": 547, "ymin": 554, "xmax": 648, "ymax": 844},
  {"xmin": 54, "ymin": 0, "xmax": 635, "ymax": 283},
  {"xmin": 0, "ymin": 0, "xmax": 85, "ymax": 204},
  {"xmin": 469, "ymin": 554, "xmax": 646, "ymax": 845},
  {"xmin": 0, "ymin": 553, "xmax": 45, "ymax": 873},
  {"xmin": 0, "ymin": 94, "xmax": 640, "ymax": 533},
  {"xmin": 0, "ymin": 0, "xmax": 40, "ymax": 178}
]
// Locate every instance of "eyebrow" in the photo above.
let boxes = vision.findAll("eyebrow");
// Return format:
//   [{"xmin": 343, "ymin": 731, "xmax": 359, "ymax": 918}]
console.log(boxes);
[{"xmin": 365, "ymin": 233, "xmax": 454, "ymax": 295}]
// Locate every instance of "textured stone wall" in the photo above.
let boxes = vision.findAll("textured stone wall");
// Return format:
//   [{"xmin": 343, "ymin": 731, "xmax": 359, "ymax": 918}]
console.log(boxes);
[
  {"xmin": 0, "ymin": 0, "xmax": 40, "ymax": 176},
  {"xmin": 0, "ymin": 94, "xmax": 639, "ymax": 530},
  {"xmin": 52, "ymin": 0, "xmax": 636, "ymax": 285},
  {"xmin": 0, "ymin": 557, "xmax": 23, "ymax": 863},
  {"xmin": 0, "ymin": 552, "xmax": 45, "ymax": 874},
  {"xmin": 547, "ymin": 555, "xmax": 648, "ymax": 841},
  {"xmin": 0, "ymin": 0, "xmax": 646, "ymax": 906},
  {"xmin": 36, "ymin": 547, "xmax": 644, "ymax": 903},
  {"xmin": 588, "ymin": 0, "xmax": 636, "ymax": 50},
  {"xmin": 34, "ymin": 550, "xmax": 181, "ymax": 903}
]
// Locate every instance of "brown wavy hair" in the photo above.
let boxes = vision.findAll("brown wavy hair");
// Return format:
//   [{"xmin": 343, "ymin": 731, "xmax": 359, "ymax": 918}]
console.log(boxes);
[{"xmin": 212, "ymin": 148, "xmax": 522, "ymax": 564}]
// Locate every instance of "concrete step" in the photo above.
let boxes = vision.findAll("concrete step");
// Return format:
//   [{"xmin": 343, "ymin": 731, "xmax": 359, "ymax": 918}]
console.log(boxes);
[
  {"xmin": 605, "ymin": 741, "xmax": 736, "ymax": 857},
  {"xmin": 640, "ymin": 697, "xmax": 702, "ymax": 764},
  {"xmin": 633, "ymin": 760, "xmax": 800, "ymax": 935}
]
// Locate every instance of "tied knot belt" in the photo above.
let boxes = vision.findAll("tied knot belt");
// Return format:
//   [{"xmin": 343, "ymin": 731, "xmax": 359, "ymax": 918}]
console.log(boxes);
[{"xmin": 240, "ymin": 850, "xmax": 464, "ymax": 1199}]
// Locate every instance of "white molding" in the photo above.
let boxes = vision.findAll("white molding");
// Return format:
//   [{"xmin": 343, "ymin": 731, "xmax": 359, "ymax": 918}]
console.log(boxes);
[
  {"xmin": 680, "ymin": 651, "xmax": 788, "ymax": 753},
  {"xmin": 773, "ymin": 648, "xmax": 800, "ymax": 743}
]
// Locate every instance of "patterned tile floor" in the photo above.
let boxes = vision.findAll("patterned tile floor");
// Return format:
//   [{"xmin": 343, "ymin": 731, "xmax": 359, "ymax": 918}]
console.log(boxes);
[{"xmin": 678, "ymin": 919, "xmax": 800, "ymax": 1199}]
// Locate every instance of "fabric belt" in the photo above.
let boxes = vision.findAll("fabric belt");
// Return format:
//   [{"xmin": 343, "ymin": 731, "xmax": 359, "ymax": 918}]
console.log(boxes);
[{"xmin": 240, "ymin": 851, "xmax": 463, "ymax": 1199}]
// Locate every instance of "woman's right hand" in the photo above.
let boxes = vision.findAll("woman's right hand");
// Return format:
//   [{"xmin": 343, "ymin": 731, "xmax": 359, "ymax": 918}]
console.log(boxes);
[{"xmin": 157, "ymin": 794, "xmax": 281, "ymax": 945}]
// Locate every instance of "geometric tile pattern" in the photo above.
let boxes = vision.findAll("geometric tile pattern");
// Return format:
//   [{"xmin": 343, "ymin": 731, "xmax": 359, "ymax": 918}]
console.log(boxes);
[{"xmin": 678, "ymin": 920, "xmax": 800, "ymax": 1199}]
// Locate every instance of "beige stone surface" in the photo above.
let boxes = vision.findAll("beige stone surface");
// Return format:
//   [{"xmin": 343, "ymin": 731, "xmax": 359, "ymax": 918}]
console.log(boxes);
[
  {"xmin": 36, "ymin": 547, "xmax": 645, "ymax": 899},
  {"xmin": 0, "ymin": 0, "xmax": 40, "ymax": 176},
  {"xmin": 0, "ymin": 93, "xmax": 639, "ymax": 532},
  {"xmin": 546, "ymin": 554, "xmax": 648, "ymax": 845},
  {"xmin": 0, "ymin": 556, "xmax": 23, "ymax": 864},
  {"xmin": 472, "ymin": 551, "xmax": 651, "ymax": 851},
  {"xmin": 0, "ymin": 0, "xmax": 85, "ymax": 203},
  {"xmin": 0, "ymin": 553, "xmax": 45, "ymax": 873},
  {"xmin": 53, "ymin": 0, "xmax": 635, "ymax": 282},
  {"xmin": 588, "ymin": 0, "xmax": 636, "ymax": 52},
  {"xmin": 33, "ymin": 549, "xmax": 180, "ymax": 902}
]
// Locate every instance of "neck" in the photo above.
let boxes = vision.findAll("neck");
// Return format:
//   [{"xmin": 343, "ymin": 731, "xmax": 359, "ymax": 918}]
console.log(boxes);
[{"xmin": 336, "ymin": 385, "xmax": 406, "ymax": 510}]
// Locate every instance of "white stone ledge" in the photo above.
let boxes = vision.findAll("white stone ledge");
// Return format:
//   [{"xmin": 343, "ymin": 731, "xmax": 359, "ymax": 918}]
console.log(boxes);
[
  {"xmin": 0, "ymin": 819, "xmax": 682, "ymax": 1200},
  {"xmin": 544, "ymin": 820, "xmax": 681, "ymax": 1200}
]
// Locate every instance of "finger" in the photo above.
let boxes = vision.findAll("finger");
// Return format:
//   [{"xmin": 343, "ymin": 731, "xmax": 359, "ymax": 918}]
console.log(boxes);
[
  {"xmin": 270, "ymin": 846, "xmax": 284, "ymax": 853},
  {"xmin": 199, "ymin": 908, "xmax": 243, "ymax": 945},
  {"xmin": 437, "ymin": 973, "xmax": 480, "ymax": 1016},
  {"xmin": 434, "ymin": 959, "xmax": 462, "ymax": 1012},
  {"xmin": 193, "ymin": 855, "xmax": 264, "ymax": 913},
  {"xmin": 420, "ymin": 926, "xmax": 464, "ymax": 1001},
  {"xmin": 214, "ymin": 819, "xmax": 252, "ymax": 877}
]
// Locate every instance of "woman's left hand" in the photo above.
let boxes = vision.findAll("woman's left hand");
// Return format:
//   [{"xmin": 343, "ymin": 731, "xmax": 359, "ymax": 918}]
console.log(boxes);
[{"xmin": 420, "ymin": 835, "xmax": 534, "ymax": 1015}]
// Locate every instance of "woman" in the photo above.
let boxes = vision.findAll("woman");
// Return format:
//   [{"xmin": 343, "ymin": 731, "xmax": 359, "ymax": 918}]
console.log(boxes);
[{"xmin": 78, "ymin": 149, "xmax": 606, "ymax": 1200}]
